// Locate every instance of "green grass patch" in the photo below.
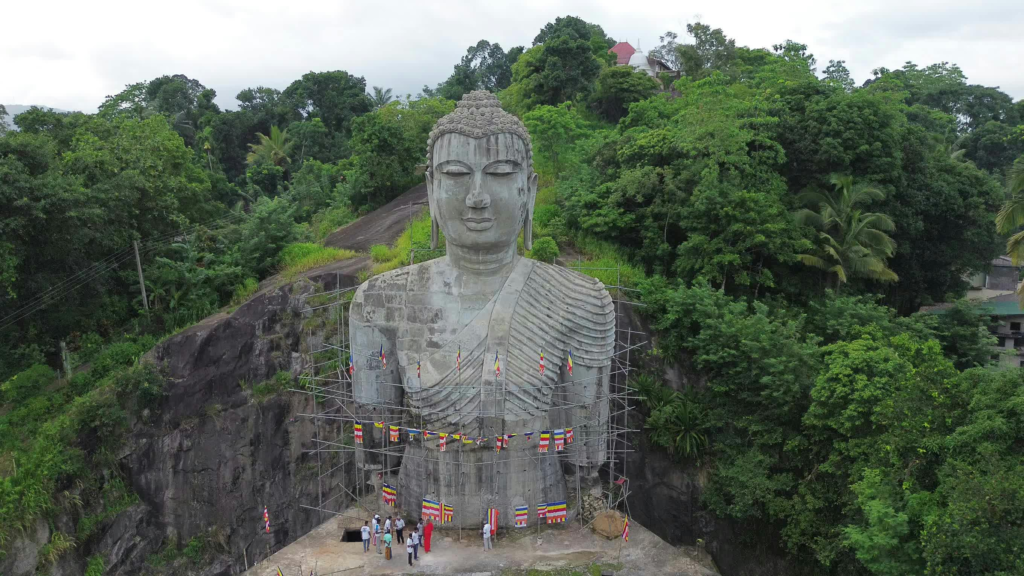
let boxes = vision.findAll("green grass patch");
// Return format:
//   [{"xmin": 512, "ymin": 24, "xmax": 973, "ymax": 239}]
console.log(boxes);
[
  {"xmin": 85, "ymin": 554, "xmax": 106, "ymax": 576},
  {"xmin": 76, "ymin": 477, "xmax": 140, "ymax": 541},
  {"xmin": 279, "ymin": 243, "xmax": 358, "ymax": 282},
  {"xmin": 249, "ymin": 371, "xmax": 292, "ymax": 403},
  {"xmin": 229, "ymin": 277, "xmax": 259, "ymax": 306},
  {"xmin": 368, "ymin": 212, "xmax": 444, "ymax": 276},
  {"xmin": 311, "ymin": 204, "xmax": 357, "ymax": 242}
]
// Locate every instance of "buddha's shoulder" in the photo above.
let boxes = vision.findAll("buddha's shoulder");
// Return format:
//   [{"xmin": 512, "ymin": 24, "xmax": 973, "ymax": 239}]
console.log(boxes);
[
  {"xmin": 526, "ymin": 261, "xmax": 614, "ymax": 307},
  {"xmin": 354, "ymin": 259, "xmax": 449, "ymax": 300}
]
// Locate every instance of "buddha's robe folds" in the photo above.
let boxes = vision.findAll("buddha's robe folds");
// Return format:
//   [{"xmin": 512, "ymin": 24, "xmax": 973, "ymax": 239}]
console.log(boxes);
[{"xmin": 349, "ymin": 256, "xmax": 614, "ymax": 526}]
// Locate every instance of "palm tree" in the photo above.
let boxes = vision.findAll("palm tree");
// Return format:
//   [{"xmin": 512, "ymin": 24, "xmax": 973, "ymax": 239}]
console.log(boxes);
[
  {"xmin": 246, "ymin": 125, "xmax": 294, "ymax": 167},
  {"xmin": 994, "ymin": 161, "xmax": 1024, "ymax": 302},
  {"xmin": 793, "ymin": 174, "xmax": 899, "ymax": 291},
  {"xmin": 370, "ymin": 86, "xmax": 394, "ymax": 109}
]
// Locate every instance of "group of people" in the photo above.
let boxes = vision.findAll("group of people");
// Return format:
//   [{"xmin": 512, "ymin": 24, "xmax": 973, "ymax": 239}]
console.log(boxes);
[{"xmin": 360, "ymin": 513, "xmax": 434, "ymax": 566}]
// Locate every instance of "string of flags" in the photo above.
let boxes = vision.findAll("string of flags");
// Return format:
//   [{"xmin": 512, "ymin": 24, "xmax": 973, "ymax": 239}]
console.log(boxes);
[
  {"xmin": 351, "ymin": 420, "xmax": 575, "ymax": 452},
  {"xmin": 264, "ymin": 506, "xmax": 270, "ymax": 533}
]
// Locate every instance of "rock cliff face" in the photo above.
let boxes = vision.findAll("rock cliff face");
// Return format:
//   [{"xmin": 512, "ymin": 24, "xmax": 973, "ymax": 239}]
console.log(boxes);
[{"xmin": 0, "ymin": 271, "xmax": 356, "ymax": 576}]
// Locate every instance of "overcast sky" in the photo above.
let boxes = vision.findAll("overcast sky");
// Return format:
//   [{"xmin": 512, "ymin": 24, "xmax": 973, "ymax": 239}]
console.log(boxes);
[{"xmin": 3, "ymin": 0, "xmax": 1022, "ymax": 113}]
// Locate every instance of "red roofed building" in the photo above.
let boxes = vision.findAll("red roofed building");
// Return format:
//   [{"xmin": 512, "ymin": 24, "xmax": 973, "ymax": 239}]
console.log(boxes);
[{"xmin": 609, "ymin": 42, "xmax": 636, "ymax": 66}]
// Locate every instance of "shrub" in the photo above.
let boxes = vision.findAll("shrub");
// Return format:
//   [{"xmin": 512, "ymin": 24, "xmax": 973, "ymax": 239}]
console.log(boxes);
[
  {"xmin": 311, "ymin": 204, "xmax": 356, "ymax": 242},
  {"xmin": 85, "ymin": 555, "xmax": 105, "ymax": 576},
  {"xmin": 527, "ymin": 237, "xmax": 560, "ymax": 263},
  {"xmin": 370, "ymin": 244, "xmax": 391, "ymax": 263},
  {"xmin": 1, "ymin": 364, "xmax": 55, "ymax": 404},
  {"xmin": 230, "ymin": 278, "xmax": 260, "ymax": 306}
]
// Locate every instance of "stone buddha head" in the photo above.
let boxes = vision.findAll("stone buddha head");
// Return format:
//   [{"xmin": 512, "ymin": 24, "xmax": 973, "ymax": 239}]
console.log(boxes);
[{"xmin": 425, "ymin": 91, "xmax": 538, "ymax": 254}]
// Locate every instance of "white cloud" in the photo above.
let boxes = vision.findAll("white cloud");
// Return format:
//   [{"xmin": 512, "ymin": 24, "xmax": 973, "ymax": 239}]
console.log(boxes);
[{"xmin": 1, "ymin": 0, "xmax": 1021, "ymax": 113}]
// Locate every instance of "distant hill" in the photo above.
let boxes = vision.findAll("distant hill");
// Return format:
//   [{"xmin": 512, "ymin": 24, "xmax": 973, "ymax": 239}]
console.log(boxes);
[{"xmin": 2, "ymin": 104, "xmax": 72, "ymax": 131}]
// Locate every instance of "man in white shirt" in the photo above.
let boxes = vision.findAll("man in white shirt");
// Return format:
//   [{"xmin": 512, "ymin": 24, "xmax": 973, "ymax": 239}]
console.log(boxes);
[
  {"xmin": 410, "ymin": 529, "xmax": 420, "ymax": 561},
  {"xmin": 361, "ymin": 521, "xmax": 371, "ymax": 553},
  {"xmin": 374, "ymin": 516, "xmax": 383, "ymax": 554},
  {"xmin": 482, "ymin": 521, "xmax": 492, "ymax": 550},
  {"xmin": 407, "ymin": 535, "xmax": 415, "ymax": 566},
  {"xmin": 395, "ymin": 516, "xmax": 406, "ymax": 543}
]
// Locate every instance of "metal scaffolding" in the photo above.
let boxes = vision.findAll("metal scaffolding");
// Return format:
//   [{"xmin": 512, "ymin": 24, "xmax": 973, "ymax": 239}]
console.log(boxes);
[{"xmin": 293, "ymin": 260, "xmax": 644, "ymax": 531}]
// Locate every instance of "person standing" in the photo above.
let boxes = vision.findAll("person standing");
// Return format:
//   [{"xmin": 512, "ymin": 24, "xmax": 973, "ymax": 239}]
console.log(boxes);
[
  {"xmin": 383, "ymin": 531, "xmax": 393, "ymax": 560},
  {"xmin": 424, "ymin": 518, "xmax": 434, "ymax": 553},
  {"xmin": 407, "ymin": 535, "xmax": 415, "ymax": 566},
  {"xmin": 410, "ymin": 529, "xmax": 420, "ymax": 561},
  {"xmin": 384, "ymin": 516, "xmax": 392, "ymax": 536},
  {"xmin": 361, "ymin": 521, "xmax": 371, "ymax": 553},
  {"xmin": 482, "ymin": 519, "xmax": 492, "ymax": 550},
  {"xmin": 374, "ymin": 516, "xmax": 383, "ymax": 554},
  {"xmin": 395, "ymin": 516, "xmax": 405, "ymax": 543}
]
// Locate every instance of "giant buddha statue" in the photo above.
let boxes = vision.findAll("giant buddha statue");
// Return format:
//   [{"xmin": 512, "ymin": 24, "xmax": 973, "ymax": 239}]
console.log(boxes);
[{"xmin": 348, "ymin": 91, "xmax": 614, "ymax": 527}]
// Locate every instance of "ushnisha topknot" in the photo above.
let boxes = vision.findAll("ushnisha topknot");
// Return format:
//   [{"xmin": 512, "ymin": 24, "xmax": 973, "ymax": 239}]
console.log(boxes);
[{"xmin": 426, "ymin": 91, "xmax": 531, "ymax": 166}]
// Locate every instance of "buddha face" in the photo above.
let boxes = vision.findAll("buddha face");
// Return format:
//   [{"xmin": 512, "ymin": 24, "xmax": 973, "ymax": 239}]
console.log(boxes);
[{"xmin": 427, "ymin": 132, "xmax": 537, "ymax": 252}]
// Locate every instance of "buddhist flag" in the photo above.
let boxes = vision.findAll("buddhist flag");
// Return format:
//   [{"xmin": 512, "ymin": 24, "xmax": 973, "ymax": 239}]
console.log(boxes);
[
  {"xmin": 276, "ymin": 569, "xmax": 284, "ymax": 576},
  {"xmin": 539, "ymin": 349, "xmax": 545, "ymax": 375},
  {"xmin": 382, "ymin": 484, "xmax": 397, "ymax": 507},
  {"xmin": 567, "ymin": 348, "xmax": 573, "ymax": 376},
  {"xmin": 408, "ymin": 428, "xmax": 421, "ymax": 439},
  {"xmin": 545, "ymin": 501, "xmax": 567, "ymax": 523},
  {"xmin": 462, "ymin": 436, "xmax": 474, "ymax": 444},
  {"xmin": 539, "ymin": 431, "xmax": 550, "ymax": 452},
  {"xmin": 417, "ymin": 359, "xmax": 421, "ymax": 379},
  {"xmin": 422, "ymin": 498, "xmax": 441, "ymax": 521},
  {"xmin": 439, "ymin": 433, "xmax": 447, "ymax": 452},
  {"xmin": 622, "ymin": 517, "xmax": 629, "ymax": 541},
  {"xmin": 424, "ymin": 431, "xmax": 437, "ymax": 439},
  {"xmin": 515, "ymin": 506, "xmax": 528, "ymax": 527},
  {"xmin": 374, "ymin": 421, "xmax": 384, "ymax": 429},
  {"xmin": 390, "ymin": 425, "xmax": 400, "ymax": 442},
  {"xmin": 524, "ymin": 432, "xmax": 534, "ymax": 441},
  {"xmin": 264, "ymin": 506, "xmax": 270, "ymax": 533},
  {"xmin": 354, "ymin": 422, "xmax": 363, "ymax": 444},
  {"xmin": 496, "ymin": 437, "xmax": 502, "ymax": 453},
  {"xmin": 379, "ymin": 344, "xmax": 386, "ymax": 369},
  {"xmin": 502, "ymin": 435, "xmax": 511, "ymax": 448},
  {"xmin": 442, "ymin": 503, "xmax": 454, "ymax": 524},
  {"xmin": 537, "ymin": 504, "xmax": 547, "ymax": 519},
  {"xmin": 566, "ymin": 427, "xmax": 574, "ymax": 444},
  {"xmin": 348, "ymin": 354, "xmax": 354, "ymax": 375},
  {"xmin": 487, "ymin": 508, "xmax": 499, "ymax": 535},
  {"xmin": 457, "ymin": 346, "xmax": 461, "ymax": 372},
  {"xmin": 554, "ymin": 429, "xmax": 565, "ymax": 451},
  {"xmin": 494, "ymin": 351, "xmax": 501, "ymax": 378}
]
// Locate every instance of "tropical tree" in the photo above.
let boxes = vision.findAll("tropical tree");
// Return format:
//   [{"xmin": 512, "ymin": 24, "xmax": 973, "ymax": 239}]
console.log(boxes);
[
  {"xmin": 370, "ymin": 86, "xmax": 394, "ymax": 109},
  {"xmin": 794, "ymin": 174, "xmax": 898, "ymax": 290},
  {"xmin": 994, "ymin": 159, "xmax": 1024, "ymax": 301},
  {"xmin": 246, "ymin": 125, "xmax": 294, "ymax": 167}
]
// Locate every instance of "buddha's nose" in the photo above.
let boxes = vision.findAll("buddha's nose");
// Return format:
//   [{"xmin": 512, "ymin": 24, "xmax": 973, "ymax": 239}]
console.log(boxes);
[{"xmin": 466, "ymin": 175, "xmax": 490, "ymax": 209}]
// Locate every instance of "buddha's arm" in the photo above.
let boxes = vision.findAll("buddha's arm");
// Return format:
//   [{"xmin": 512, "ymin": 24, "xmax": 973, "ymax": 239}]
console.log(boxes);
[
  {"xmin": 561, "ymin": 363, "xmax": 610, "ymax": 467},
  {"xmin": 349, "ymin": 286, "xmax": 402, "ymax": 407}
]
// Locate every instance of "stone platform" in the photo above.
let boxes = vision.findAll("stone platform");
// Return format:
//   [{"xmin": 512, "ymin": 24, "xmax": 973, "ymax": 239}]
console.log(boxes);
[{"xmin": 244, "ymin": 506, "xmax": 718, "ymax": 575}]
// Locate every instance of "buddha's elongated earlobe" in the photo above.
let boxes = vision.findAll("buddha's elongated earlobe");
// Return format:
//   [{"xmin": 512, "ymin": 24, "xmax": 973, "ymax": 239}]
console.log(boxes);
[
  {"xmin": 426, "ymin": 168, "xmax": 439, "ymax": 250},
  {"xmin": 524, "ymin": 171, "xmax": 538, "ymax": 251},
  {"xmin": 431, "ymin": 217, "xmax": 439, "ymax": 250}
]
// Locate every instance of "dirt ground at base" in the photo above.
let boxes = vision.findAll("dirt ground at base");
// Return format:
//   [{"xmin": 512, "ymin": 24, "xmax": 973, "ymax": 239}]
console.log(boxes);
[{"xmin": 244, "ymin": 508, "xmax": 717, "ymax": 576}]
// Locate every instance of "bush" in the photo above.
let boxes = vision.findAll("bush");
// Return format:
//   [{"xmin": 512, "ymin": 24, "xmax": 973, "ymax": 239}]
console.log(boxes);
[
  {"xmin": 230, "ymin": 277, "xmax": 260, "ymax": 306},
  {"xmin": 85, "ymin": 555, "xmax": 105, "ymax": 576},
  {"xmin": 370, "ymin": 244, "xmax": 391, "ymax": 263},
  {"xmin": 527, "ymin": 237, "xmax": 560, "ymax": 262},
  {"xmin": 1, "ymin": 364, "xmax": 55, "ymax": 404},
  {"xmin": 311, "ymin": 204, "xmax": 356, "ymax": 242}
]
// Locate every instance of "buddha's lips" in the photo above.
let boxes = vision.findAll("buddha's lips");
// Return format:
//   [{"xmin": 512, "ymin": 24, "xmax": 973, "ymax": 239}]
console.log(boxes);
[
  {"xmin": 463, "ymin": 216, "xmax": 494, "ymax": 230},
  {"xmin": 463, "ymin": 217, "xmax": 493, "ymax": 223}
]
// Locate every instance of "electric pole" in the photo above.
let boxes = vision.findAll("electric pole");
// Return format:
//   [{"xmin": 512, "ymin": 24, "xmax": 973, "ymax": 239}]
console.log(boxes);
[{"xmin": 133, "ymin": 240, "xmax": 149, "ymax": 311}]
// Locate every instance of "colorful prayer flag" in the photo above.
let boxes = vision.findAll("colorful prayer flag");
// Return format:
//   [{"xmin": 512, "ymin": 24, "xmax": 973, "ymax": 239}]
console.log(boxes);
[
  {"xmin": 348, "ymin": 354, "xmax": 354, "ymax": 375},
  {"xmin": 545, "ymin": 501, "xmax": 567, "ymax": 523},
  {"xmin": 439, "ymin": 433, "xmax": 447, "ymax": 452},
  {"xmin": 502, "ymin": 435, "xmax": 511, "ymax": 448},
  {"xmin": 622, "ymin": 517, "xmax": 629, "ymax": 541},
  {"xmin": 422, "ymin": 498, "xmax": 441, "ymax": 521},
  {"xmin": 462, "ymin": 436, "xmax": 474, "ymax": 444},
  {"xmin": 566, "ymin": 427, "xmax": 574, "ymax": 444},
  {"xmin": 515, "ymin": 506, "xmax": 528, "ymax": 527},
  {"xmin": 554, "ymin": 429, "xmax": 565, "ymax": 451},
  {"xmin": 487, "ymin": 508, "xmax": 499, "ymax": 535},
  {"xmin": 382, "ymin": 483, "xmax": 397, "ymax": 507},
  {"xmin": 354, "ymin": 422, "xmax": 363, "ymax": 444},
  {"xmin": 494, "ymin": 351, "xmax": 501, "ymax": 377},
  {"xmin": 417, "ymin": 359, "xmax": 421, "ymax": 378},
  {"xmin": 537, "ymin": 504, "xmax": 547, "ymax": 519},
  {"xmin": 390, "ymin": 425, "xmax": 400, "ymax": 442},
  {"xmin": 540, "ymin": 349, "xmax": 545, "ymax": 375},
  {"xmin": 567, "ymin": 348, "xmax": 573, "ymax": 376},
  {"xmin": 539, "ymin": 431, "xmax": 550, "ymax": 452},
  {"xmin": 277, "ymin": 569, "xmax": 284, "ymax": 576},
  {"xmin": 408, "ymin": 428, "xmax": 421, "ymax": 439},
  {"xmin": 379, "ymin": 344, "xmax": 386, "ymax": 369},
  {"xmin": 264, "ymin": 506, "xmax": 270, "ymax": 533},
  {"xmin": 496, "ymin": 437, "xmax": 502, "ymax": 453},
  {"xmin": 374, "ymin": 421, "xmax": 384, "ymax": 429},
  {"xmin": 424, "ymin": 431, "xmax": 437, "ymax": 439},
  {"xmin": 525, "ymin": 431, "xmax": 534, "ymax": 441},
  {"xmin": 442, "ymin": 503, "xmax": 454, "ymax": 524}
]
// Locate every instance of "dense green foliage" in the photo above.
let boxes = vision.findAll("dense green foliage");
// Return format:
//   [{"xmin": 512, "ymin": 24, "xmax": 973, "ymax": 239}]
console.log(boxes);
[{"xmin": 2, "ymin": 13, "xmax": 1023, "ymax": 574}]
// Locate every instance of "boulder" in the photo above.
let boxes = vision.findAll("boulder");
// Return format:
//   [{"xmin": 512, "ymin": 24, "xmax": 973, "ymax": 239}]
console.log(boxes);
[{"xmin": 592, "ymin": 510, "xmax": 624, "ymax": 540}]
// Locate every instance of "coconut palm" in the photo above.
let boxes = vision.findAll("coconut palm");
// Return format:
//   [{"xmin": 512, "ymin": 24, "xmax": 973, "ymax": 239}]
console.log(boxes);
[
  {"xmin": 246, "ymin": 125, "xmax": 294, "ymax": 167},
  {"xmin": 794, "ymin": 174, "xmax": 899, "ymax": 291},
  {"xmin": 369, "ymin": 86, "xmax": 394, "ymax": 109},
  {"xmin": 994, "ymin": 161, "xmax": 1024, "ymax": 302}
]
